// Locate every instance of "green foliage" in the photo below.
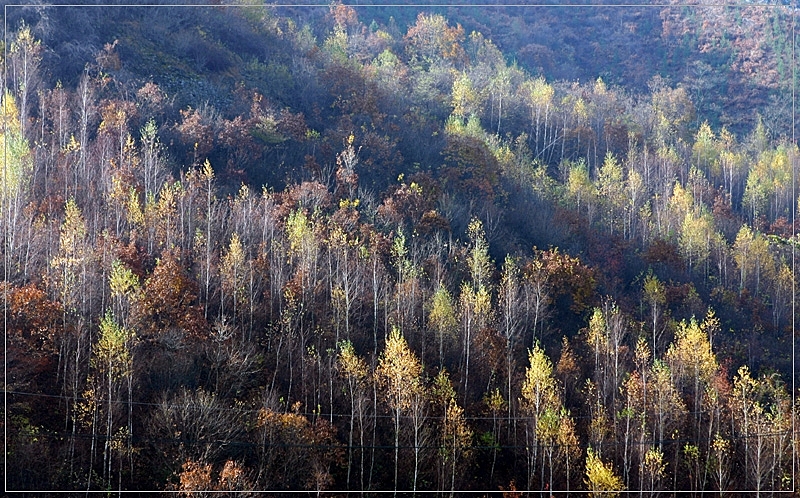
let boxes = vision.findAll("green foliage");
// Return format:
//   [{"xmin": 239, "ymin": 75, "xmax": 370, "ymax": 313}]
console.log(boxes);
[
  {"xmin": 597, "ymin": 152, "xmax": 625, "ymax": 234},
  {"xmin": 565, "ymin": 158, "xmax": 596, "ymax": 217},
  {"xmin": 678, "ymin": 209, "xmax": 713, "ymax": 271},
  {"xmin": 451, "ymin": 72, "xmax": 481, "ymax": 119},
  {"xmin": 0, "ymin": 92, "xmax": 31, "ymax": 204},
  {"xmin": 92, "ymin": 309, "xmax": 134, "ymax": 381}
]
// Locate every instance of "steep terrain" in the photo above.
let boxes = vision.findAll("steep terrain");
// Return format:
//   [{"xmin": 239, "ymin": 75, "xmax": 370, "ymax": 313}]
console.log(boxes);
[{"xmin": 2, "ymin": 1, "xmax": 799, "ymax": 494}]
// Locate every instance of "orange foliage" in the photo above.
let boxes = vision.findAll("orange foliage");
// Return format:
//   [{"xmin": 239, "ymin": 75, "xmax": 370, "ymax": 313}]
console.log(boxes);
[
  {"xmin": 135, "ymin": 250, "xmax": 207, "ymax": 338},
  {"xmin": 6, "ymin": 283, "xmax": 63, "ymax": 350},
  {"xmin": 175, "ymin": 458, "xmax": 253, "ymax": 495},
  {"xmin": 405, "ymin": 13, "xmax": 466, "ymax": 67},
  {"xmin": 533, "ymin": 248, "xmax": 597, "ymax": 314},
  {"xmin": 4, "ymin": 283, "xmax": 62, "ymax": 394}
]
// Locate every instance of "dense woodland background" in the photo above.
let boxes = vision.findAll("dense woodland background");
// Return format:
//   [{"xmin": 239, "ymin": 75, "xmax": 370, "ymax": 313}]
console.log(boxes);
[{"xmin": 3, "ymin": 1, "xmax": 800, "ymax": 495}]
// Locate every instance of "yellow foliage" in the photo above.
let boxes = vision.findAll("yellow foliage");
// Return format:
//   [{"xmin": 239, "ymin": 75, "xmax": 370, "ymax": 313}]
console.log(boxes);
[
  {"xmin": 377, "ymin": 326, "xmax": 424, "ymax": 411},
  {"xmin": 92, "ymin": 309, "xmax": 134, "ymax": 381},
  {"xmin": 428, "ymin": 285, "xmax": 458, "ymax": 340},
  {"xmin": 521, "ymin": 343, "xmax": 558, "ymax": 416},
  {"xmin": 0, "ymin": 91, "xmax": 31, "ymax": 204},
  {"xmin": 338, "ymin": 340, "xmax": 368, "ymax": 381},
  {"xmin": 584, "ymin": 447, "xmax": 625, "ymax": 496},
  {"xmin": 666, "ymin": 314, "xmax": 718, "ymax": 386},
  {"xmin": 109, "ymin": 259, "xmax": 140, "ymax": 298}
]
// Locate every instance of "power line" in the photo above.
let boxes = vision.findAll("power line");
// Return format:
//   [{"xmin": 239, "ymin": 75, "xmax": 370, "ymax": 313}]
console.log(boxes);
[
  {"xmin": 8, "ymin": 424, "xmax": 794, "ymax": 452},
  {"xmin": 6, "ymin": 389, "xmax": 773, "ymax": 422}
]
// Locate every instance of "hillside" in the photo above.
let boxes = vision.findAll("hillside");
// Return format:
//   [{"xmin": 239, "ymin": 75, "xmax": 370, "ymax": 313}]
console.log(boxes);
[{"xmin": 3, "ymin": 1, "xmax": 799, "ymax": 494}]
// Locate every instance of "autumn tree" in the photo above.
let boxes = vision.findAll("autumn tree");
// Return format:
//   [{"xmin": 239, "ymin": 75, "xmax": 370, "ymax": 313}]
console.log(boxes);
[
  {"xmin": 376, "ymin": 326, "xmax": 426, "ymax": 493},
  {"xmin": 427, "ymin": 283, "xmax": 458, "ymax": 369},
  {"xmin": 585, "ymin": 301, "xmax": 627, "ymax": 424},
  {"xmin": 520, "ymin": 343, "xmax": 558, "ymax": 491},
  {"xmin": 488, "ymin": 65, "xmax": 514, "ymax": 135},
  {"xmin": 732, "ymin": 366, "xmax": 792, "ymax": 493},
  {"xmin": 390, "ymin": 228, "xmax": 423, "ymax": 352},
  {"xmin": 432, "ymin": 369, "xmax": 472, "ymax": 496},
  {"xmin": 192, "ymin": 160, "xmax": 218, "ymax": 317},
  {"xmin": 107, "ymin": 259, "xmax": 140, "ymax": 473},
  {"xmin": 9, "ymin": 23, "xmax": 42, "ymax": 140},
  {"xmin": 597, "ymin": 152, "xmax": 626, "ymax": 236},
  {"xmin": 620, "ymin": 339, "xmax": 651, "ymax": 490},
  {"xmin": 742, "ymin": 145, "xmax": 794, "ymax": 222},
  {"xmin": 4, "ymin": 283, "xmax": 62, "ymax": 390},
  {"xmin": 135, "ymin": 250, "xmax": 206, "ymax": 338},
  {"xmin": 254, "ymin": 405, "xmax": 342, "ymax": 491},
  {"xmin": 337, "ymin": 340, "xmax": 373, "ymax": 492},
  {"xmin": 538, "ymin": 405, "xmax": 580, "ymax": 494},
  {"xmin": 286, "ymin": 206, "xmax": 321, "ymax": 334},
  {"xmin": 327, "ymin": 222, "xmax": 365, "ymax": 343},
  {"xmin": 139, "ymin": 118, "xmax": 167, "ymax": 198},
  {"xmin": 404, "ymin": 13, "xmax": 466, "ymax": 71},
  {"xmin": 692, "ymin": 121, "xmax": 718, "ymax": 177},
  {"xmin": 451, "ymin": 71, "xmax": 482, "ymax": 120},
  {"xmin": 733, "ymin": 224, "xmax": 774, "ymax": 296},
  {"xmin": 1, "ymin": 91, "xmax": 33, "ymax": 280},
  {"xmin": 82, "ymin": 309, "xmax": 135, "ymax": 490},
  {"xmin": 665, "ymin": 311, "xmax": 719, "ymax": 441},
  {"xmin": 51, "ymin": 197, "xmax": 93, "ymax": 473},
  {"xmin": 565, "ymin": 158, "xmax": 597, "ymax": 222},
  {"xmin": 519, "ymin": 76, "xmax": 556, "ymax": 160},
  {"xmin": 709, "ymin": 434, "xmax": 731, "ymax": 494},
  {"xmin": 441, "ymin": 129, "xmax": 503, "ymax": 207},
  {"xmin": 460, "ymin": 218, "xmax": 493, "ymax": 402},
  {"xmin": 650, "ymin": 359, "xmax": 686, "ymax": 454},
  {"xmin": 220, "ymin": 232, "xmax": 246, "ymax": 330},
  {"xmin": 174, "ymin": 459, "xmax": 254, "ymax": 497},
  {"xmin": 642, "ymin": 272, "xmax": 666, "ymax": 356},
  {"xmin": 584, "ymin": 447, "xmax": 625, "ymax": 497},
  {"xmin": 771, "ymin": 260, "xmax": 793, "ymax": 330},
  {"xmin": 678, "ymin": 208, "xmax": 714, "ymax": 274},
  {"xmin": 641, "ymin": 447, "xmax": 666, "ymax": 495},
  {"xmin": 498, "ymin": 255, "xmax": 524, "ymax": 426}
]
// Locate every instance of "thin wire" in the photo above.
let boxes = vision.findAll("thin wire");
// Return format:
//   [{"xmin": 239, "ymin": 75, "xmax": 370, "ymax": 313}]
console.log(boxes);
[
  {"xmin": 10, "ymin": 423, "xmax": 793, "ymax": 451},
  {"xmin": 4, "ymin": 389, "xmax": 744, "ymax": 421}
]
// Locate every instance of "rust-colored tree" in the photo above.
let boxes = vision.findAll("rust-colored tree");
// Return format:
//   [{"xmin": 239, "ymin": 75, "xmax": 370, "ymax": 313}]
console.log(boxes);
[{"xmin": 135, "ymin": 250, "xmax": 206, "ymax": 339}]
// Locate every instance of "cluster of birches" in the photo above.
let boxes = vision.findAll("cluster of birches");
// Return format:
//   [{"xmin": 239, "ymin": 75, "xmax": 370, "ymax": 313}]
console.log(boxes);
[{"xmin": 2, "ymin": 5, "xmax": 799, "ymax": 496}]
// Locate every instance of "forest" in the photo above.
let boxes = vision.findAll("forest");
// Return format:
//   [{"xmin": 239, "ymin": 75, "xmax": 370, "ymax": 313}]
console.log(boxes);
[{"xmin": 2, "ymin": 1, "xmax": 799, "ymax": 495}]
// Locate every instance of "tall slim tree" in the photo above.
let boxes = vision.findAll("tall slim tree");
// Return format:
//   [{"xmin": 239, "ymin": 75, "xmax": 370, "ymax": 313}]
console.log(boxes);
[
  {"xmin": 376, "ymin": 326, "xmax": 425, "ymax": 495},
  {"xmin": 83, "ymin": 309, "xmax": 134, "ymax": 490},
  {"xmin": 520, "ymin": 343, "xmax": 558, "ymax": 491},
  {"xmin": 337, "ymin": 340, "xmax": 372, "ymax": 493},
  {"xmin": 9, "ymin": 23, "xmax": 42, "ymax": 141}
]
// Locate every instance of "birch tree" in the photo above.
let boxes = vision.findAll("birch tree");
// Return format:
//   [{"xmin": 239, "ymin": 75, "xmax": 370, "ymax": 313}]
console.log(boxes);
[{"xmin": 376, "ymin": 326, "xmax": 425, "ymax": 494}]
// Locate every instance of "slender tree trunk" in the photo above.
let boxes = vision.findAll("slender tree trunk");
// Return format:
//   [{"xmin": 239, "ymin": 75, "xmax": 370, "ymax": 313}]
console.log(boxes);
[{"xmin": 393, "ymin": 409, "xmax": 400, "ymax": 497}]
